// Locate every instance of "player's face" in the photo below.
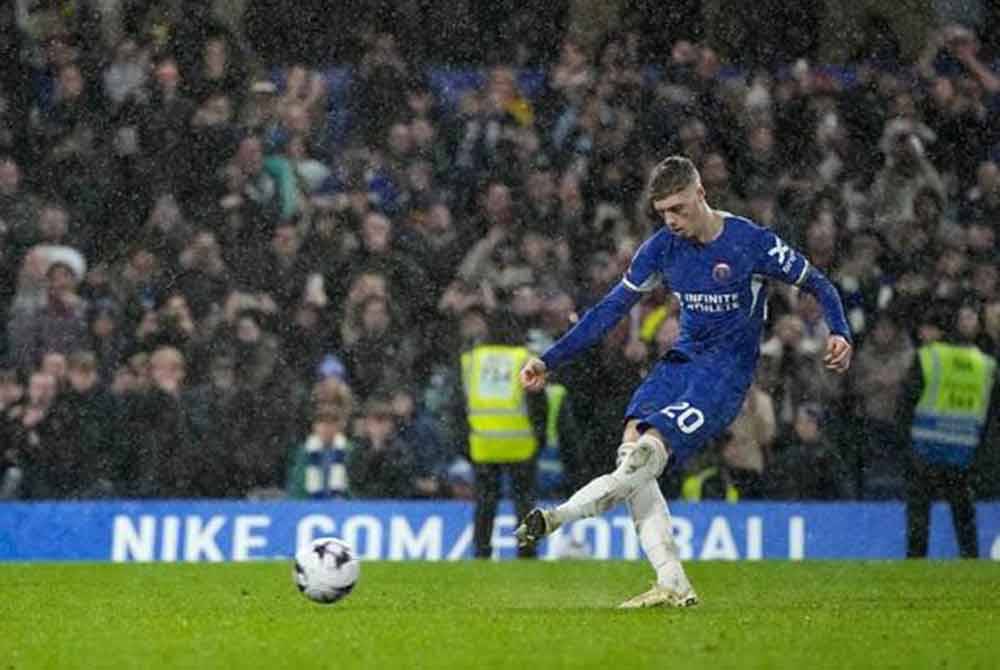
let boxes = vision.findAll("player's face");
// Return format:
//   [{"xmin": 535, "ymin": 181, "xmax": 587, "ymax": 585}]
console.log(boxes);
[{"xmin": 652, "ymin": 184, "xmax": 705, "ymax": 239}]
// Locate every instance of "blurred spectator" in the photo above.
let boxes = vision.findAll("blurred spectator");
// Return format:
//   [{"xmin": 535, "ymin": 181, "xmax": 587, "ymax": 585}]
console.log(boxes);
[
  {"xmin": 984, "ymin": 301, "xmax": 1000, "ymax": 355},
  {"xmin": 250, "ymin": 221, "xmax": 313, "ymax": 313},
  {"xmin": 109, "ymin": 243, "xmax": 163, "ymax": 323},
  {"xmin": 46, "ymin": 351, "xmax": 118, "ymax": 496},
  {"xmin": 117, "ymin": 345, "xmax": 199, "ymax": 497},
  {"xmin": 681, "ymin": 432, "xmax": 740, "ymax": 502},
  {"xmin": 0, "ymin": 367, "xmax": 24, "ymax": 415},
  {"xmin": 39, "ymin": 351, "xmax": 69, "ymax": 391},
  {"xmin": 287, "ymin": 406, "xmax": 355, "ymax": 499},
  {"xmin": 759, "ymin": 311, "xmax": 840, "ymax": 429},
  {"xmin": 457, "ymin": 180, "xmax": 523, "ymax": 285},
  {"xmin": 183, "ymin": 92, "xmax": 240, "ymax": 216},
  {"xmin": 282, "ymin": 299, "xmax": 334, "ymax": 384},
  {"xmin": 87, "ymin": 298, "xmax": 128, "ymax": 385},
  {"xmin": 347, "ymin": 394, "xmax": 419, "ymax": 498},
  {"xmin": 355, "ymin": 210, "xmax": 432, "ymax": 320},
  {"xmin": 390, "ymin": 384, "xmax": 452, "ymax": 497},
  {"xmin": 342, "ymin": 294, "xmax": 419, "ymax": 401},
  {"xmin": 871, "ymin": 118, "xmax": 946, "ymax": 236},
  {"xmin": 801, "ymin": 206, "xmax": 840, "ymax": 273},
  {"xmin": 351, "ymin": 32, "xmax": 410, "ymax": 147},
  {"xmin": 31, "ymin": 62, "xmax": 106, "ymax": 216},
  {"xmin": 722, "ymin": 380, "xmax": 777, "ymax": 498},
  {"xmin": 8, "ymin": 261, "xmax": 90, "ymax": 371},
  {"xmin": 767, "ymin": 403, "xmax": 855, "ymax": 500},
  {"xmin": 4, "ymin": 370, "xmax": 60, "ymax": 499},
  {"xmin": 141, "ymin": 57, "xmax": 195, "ymax": 190},
  {"xmin": 214, "ymin": 305, "xmax": 307, "ymax": 495},
  {"xmin": 0, "ymin": 157, "xmax": 39, "ymax": 264},
  {"xmin": 400, "ymin": 201, "xmax": 464, "ymax": 300},
  {"xmin": 958, "ymin": 160, "xmax": 1000, "ymax": 226},
  {"xmin": 184, "ymin": 34, "xmax": 248, "ymax": 108},
  {"xmin": 133, "ymin": 292, "xmax": 197, "ymax": 356},
  {"xmin": 849, "ymin": 308, "xmax": 915, "ymax": 499},
  {"xmin": 175, "ymin": 231, "xmax": 231, "ymax": 321},
  {"xmin": 699, "ymin": 152, "xmax": 745, "ymax": 214},
  {"xmin": 184, "ymin": 351, "xmax": 242, "ymax": 497},
  {"xmin": 833, "ymin": 228, "xmax": 892, "ymax": 339}
]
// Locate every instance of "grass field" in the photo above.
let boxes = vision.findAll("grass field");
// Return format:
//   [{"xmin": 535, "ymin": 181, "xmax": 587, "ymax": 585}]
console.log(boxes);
[{"xmin": 2, "ymin": 560, "xmax": 998, "ymax": 670}]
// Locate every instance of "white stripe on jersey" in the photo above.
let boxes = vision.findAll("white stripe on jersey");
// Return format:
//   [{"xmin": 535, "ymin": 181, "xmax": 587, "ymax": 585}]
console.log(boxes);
[
  {"xmin": 795, "ymin": 259, "xmax": 811, "ymax": 286},
  {"xmin": 750, "ymin": 275, "xmax": 765, "ymax": 316},
  {"xmin": 622, "ymin": 272, "xmax": 662, "ymax": 293}
]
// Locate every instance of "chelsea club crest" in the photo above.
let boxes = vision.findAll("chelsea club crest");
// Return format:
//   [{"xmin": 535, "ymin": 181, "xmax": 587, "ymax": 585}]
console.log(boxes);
[{"xmin": 712, "ymin": 261, "xmax": 732, "ymax": 282}]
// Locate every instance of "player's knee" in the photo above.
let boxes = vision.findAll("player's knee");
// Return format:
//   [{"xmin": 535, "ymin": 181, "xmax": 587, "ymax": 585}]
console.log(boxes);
[
  {"xmin": 615, "ymin": 433, "xmax": 669, "ymax": 480},
  {"xmin": 636, "ymin": 432, "xmax": 670, "ymax": 477},
  {"xmin": 615, "ymin": 441, "xmax": 637, "ymax": 469}
]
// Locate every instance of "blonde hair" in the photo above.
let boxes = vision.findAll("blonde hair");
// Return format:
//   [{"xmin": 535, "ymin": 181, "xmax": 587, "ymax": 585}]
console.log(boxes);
[
  {"xmin": 150, "ymin": 346, "xmax": 185, "ymax": 371},
  {"xmin": 311, "ymin": 377, "xmax": 355, "ymax": 417}
]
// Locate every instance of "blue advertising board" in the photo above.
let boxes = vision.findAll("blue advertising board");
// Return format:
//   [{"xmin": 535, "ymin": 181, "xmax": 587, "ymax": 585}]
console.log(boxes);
[{"xmin": 1, "ymin": 500, "xmax": 998, "ymax": 562}]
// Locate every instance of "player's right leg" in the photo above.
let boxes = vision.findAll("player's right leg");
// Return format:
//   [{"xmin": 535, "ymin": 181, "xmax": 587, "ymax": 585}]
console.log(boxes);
[
  {"xmin": 514, "ymin": 430, "xmax": 670, "ymax": 547},
  {"xmin": 515, "ymin": 361, "xmax": 685, "ymax": 550}
]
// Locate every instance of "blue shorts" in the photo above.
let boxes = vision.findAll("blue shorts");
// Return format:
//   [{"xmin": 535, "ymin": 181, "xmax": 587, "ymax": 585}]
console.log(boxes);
[{"xmin": 625, "ymin": 353, "xmax": 754, "ymax": 469}]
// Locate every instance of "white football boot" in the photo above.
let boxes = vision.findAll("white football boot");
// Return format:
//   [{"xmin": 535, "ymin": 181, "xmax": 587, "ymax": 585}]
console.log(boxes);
[
  {"xmin": 618, "ymin": 566, "xmax": 699, "ymax": 609},
  {"xmin": 617, "ymin": 583, "xmax": 700, "ymax": 609}
]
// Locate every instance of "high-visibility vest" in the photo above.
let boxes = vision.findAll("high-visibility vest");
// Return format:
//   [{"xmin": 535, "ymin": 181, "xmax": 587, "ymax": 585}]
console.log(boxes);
[
  {"xmin": 681, "ymin": 467, "xmax": 740, "ymax": 503},
  {"xmin": 537, "ymin": 384, "xmax": 567, "ymax": 494},
  {"xmin": 461, "ymin": 345, "xmax": 539, "ymax": 463},
  {"xmin": 911, "ymin": 343, "xmax": 996, "ymax": 469}
]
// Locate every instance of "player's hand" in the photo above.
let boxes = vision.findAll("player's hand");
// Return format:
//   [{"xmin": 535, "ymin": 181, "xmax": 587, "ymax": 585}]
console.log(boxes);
[
  {"xmin": 520, "ymin": 357, "xmax": 547, "ymax": 392},
  {"xmin": 824, "ymin": 335, "xmax": 853, "ymax": 373}
]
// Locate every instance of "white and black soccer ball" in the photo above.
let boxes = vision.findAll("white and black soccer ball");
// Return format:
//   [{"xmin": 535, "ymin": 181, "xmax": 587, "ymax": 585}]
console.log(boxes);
[{"xmin": 293, "ymin": 537, "xmax": 360, "ymax": 604}]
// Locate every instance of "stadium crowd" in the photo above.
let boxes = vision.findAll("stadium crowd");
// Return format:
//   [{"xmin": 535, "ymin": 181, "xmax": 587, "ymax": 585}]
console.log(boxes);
[{"xmin": 0, "ymin": 2, "xmax": 998, "ymax": 503}]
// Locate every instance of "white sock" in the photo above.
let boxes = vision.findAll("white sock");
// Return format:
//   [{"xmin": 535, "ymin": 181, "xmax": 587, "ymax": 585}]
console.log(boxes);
[
  {"xmin": 550, "ymin": 437, "xmax": 668, "ymax": 529},
  {"xmin": 628, "ymin": 480, "xmax": 688, "ymax": 590}
]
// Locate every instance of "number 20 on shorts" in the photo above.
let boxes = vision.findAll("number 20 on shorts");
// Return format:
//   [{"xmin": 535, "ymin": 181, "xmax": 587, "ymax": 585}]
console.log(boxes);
[{"xmin": 659, "ymin": 401, "xmax": 705, "ymax": 434}]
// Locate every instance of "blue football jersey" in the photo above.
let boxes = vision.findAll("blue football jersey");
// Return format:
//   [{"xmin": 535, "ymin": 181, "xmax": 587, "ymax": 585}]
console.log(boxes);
[
  {"xmin": 540, "ymin": 213, "xmax": 849, "ymax": 373},
  {"xmin": 623, "ymin": 214, "xmax": 814, "ymax": 360}
]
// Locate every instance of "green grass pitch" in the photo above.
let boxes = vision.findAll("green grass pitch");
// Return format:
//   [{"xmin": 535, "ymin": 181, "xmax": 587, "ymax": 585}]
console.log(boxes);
[{"xmin": 2, "ymin": 560, "xmax": 998, "ymax": 670}]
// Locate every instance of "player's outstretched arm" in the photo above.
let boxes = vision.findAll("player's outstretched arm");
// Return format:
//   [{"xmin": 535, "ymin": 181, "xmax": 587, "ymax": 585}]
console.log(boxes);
[
  {"xmin": 824, "ymin": 334, "xmax": 853, "ymax": 373},
  {"xmin": 520, "ymin": 357, "xmax": 547, "ymax": 392},
  {"xmin": 756, "ymin": 231, "xmax": 853, "ymax": 361},
  {"xmin": 537, "ymin": 281, "xmax": 642, "ymax": 373}
]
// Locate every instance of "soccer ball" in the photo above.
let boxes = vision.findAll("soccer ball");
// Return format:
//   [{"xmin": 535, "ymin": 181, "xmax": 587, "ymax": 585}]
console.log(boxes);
[{"xmin": 293, "ymin": 537, "xmax": 361, "ymax": 604}]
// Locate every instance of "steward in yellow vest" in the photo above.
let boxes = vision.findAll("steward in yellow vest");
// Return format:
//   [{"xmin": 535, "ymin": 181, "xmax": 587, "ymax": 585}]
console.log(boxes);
[
  {"xmin": 904, "ymin": 305, "xmax": 999, "ymax": 558},
  {"xmin": 460, "ymin": 326, "xmax": 547, "ymax": 559},
  {"xmin": 462, "ymin": 345, "xmax": 540, "ymax": 463}
]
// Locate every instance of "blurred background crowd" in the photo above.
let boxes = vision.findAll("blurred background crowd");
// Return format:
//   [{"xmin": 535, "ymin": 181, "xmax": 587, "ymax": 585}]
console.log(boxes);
[{"xmin": 1, "ymin": 0, "xmax": 998, "ymax": 503}]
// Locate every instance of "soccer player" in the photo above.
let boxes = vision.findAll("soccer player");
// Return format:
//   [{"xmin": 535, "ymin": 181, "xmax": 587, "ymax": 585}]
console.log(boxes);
[{"xmin": 514, "ymin": 156, "xmax": 853, "ymax": 607}]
